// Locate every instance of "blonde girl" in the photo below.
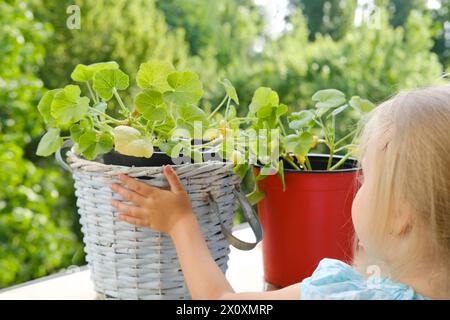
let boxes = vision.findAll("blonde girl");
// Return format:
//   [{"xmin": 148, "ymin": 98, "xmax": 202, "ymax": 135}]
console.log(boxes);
[{"xmin": 111, "ymin": 85, "xmax": 450, "ymax": 300}]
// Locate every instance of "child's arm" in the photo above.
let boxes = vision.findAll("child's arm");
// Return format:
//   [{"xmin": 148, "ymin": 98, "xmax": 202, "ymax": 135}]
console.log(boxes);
[
  {"xmin": 170, "ymin": 211, "xmax": 301, "ymax": 300},
  {"xmin": 111, "ymin": 165, "xmax": 301, "ymax": 300}
]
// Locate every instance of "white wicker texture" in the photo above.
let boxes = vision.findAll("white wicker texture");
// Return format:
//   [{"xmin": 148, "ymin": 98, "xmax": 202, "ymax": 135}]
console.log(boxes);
[{"xmin": 66, "ymin": 151, "xmax": 242, "ymax": 300}]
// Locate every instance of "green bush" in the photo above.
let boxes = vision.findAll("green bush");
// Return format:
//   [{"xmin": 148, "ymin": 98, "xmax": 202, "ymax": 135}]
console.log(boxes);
[
  {"xmin": 259, "ymin": 8, "xmax": 443, "ymax": 108},
  {"xmin": 0, "ymin": 0, "xmax": 83, "ymax": 288},
  {"xmin": 33, "ymin": 0, "xmax": 191, "ymax": 91}
]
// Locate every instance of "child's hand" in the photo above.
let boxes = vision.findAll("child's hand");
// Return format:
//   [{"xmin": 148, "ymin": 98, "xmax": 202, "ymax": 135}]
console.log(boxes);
[{"xmin": 111, "ymin": 165, "xmax": 193, "ymax": 236}]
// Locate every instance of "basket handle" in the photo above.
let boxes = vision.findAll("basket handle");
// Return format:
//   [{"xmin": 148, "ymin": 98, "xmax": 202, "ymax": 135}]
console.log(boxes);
[
  {"xmin": 208, "ymin": 189, "xmax": 263, "ymax": 251},
  {"xmin": 55, "ymin": 140, "xmax": 74, "ymax": 173}
]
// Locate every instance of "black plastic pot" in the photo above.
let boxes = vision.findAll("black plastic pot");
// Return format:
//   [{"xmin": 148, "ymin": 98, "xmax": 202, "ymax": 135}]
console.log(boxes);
[
  {"xmin": 103, "ymin": 149, "xmax": 173, "ymax": 167},
  {"xmin": 102, "ymin": 148, "xmax": 222, "ymax": 167}
]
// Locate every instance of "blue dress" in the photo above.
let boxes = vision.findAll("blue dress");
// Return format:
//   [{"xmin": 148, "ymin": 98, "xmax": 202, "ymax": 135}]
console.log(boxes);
[{"xmin": 300, "ymin": 259, "xmax": 429, "ymax": 300}]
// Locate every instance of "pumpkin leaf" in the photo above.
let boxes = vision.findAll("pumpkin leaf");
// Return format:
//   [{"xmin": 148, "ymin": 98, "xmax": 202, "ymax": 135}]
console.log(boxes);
[
  {"xmin": 220, "ymin": 78, "xmax": 239, "ymax": 105},
  {"xmin": 284, "ymin": 132, "xmax": 314, "ymax": 158},
  {"xmin": 36, "ymin": 128, "xmax": 63, "ymax": 156},
  {"xmin": 77, "ymin": 131, "xmax": 113, "ymax": 160},
  {"xmin": 330, "ymin": 104, "xmax": 349, "ymax": 117},
  {"xmin": 349, "ymin": 96, "xmax": 375, "ymax": 113},
  {"xmin": 134, "ymin": 89, "xmax": 167, "ymax": 122},
  {"xmin": 50, "ymin": 85, "xmax": 90, "ymax": 126},
  {"xmin": 163, "ymin": 71, "xmax": 203, "ymax": 106},
  {"xmin": 249, "ymin": 87, "xmax": 279, "ymax": 114},
  {"xmin": 289, "ymin": 110, "xmax": 315, "ymax": 129},
  {"xmin": 246, "ymin": 188, "xmax": 266, "ymax": 205},
  {"xmin": 93, "ymin": 69, "xmax": 129, "ymax": 101},
  {"xmin": 70, "ymin": 119, "xmax": 91, "ymax": 143},
  {"xmin": 312, "ymin": 89, "xmax": 346, "ymax": 110},
  {"xmin": 71, "ymin": 62, "xmax": 119, "ymax": 82},
  {"xmin": 178, "ymin": 104, "xmax": 207, "ymax": 123},
  {"xmin": 136, "ymin": 60, "xmax": 175, "ymax": 92},
  {"xmin": 37, "ymin": 89, "xmax": 61, "ymax": 127}
]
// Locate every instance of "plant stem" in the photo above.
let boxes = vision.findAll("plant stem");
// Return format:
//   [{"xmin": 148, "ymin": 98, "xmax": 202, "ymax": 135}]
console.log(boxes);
[
  {"xmin": 335, "ymin": 129, "xmax": 358, "ymax": 148},
  {"xmin": 89, "ymin": 115, "xmax": 113, "ymax": 134},
  {"xmin": 278, "ymin": 119, "xmax": 287, "ymax": 136},
  {"xmin": 335, "ymin": 144, "xmax": 357, "ymax": 154},
  {"xmin": 330, "ymin": 152, "xmax": 352, "ymax": 171},
  {"xmin": 305, "ymin": 155, "xmax": 312, "ymax": 171},
  {"xmin": 318, "ymin": 118, "xmax": 329, "ymax": 140},
  {"xmin": 86, "ymin": 82, "xmax": 98, "ymax": 104},
  {"xmin": 225, "ymin": 97, "xmax": 231, "ymax": 118},
  {"xmin": 229, "ymin": 117, "xmax": 259, "ymax": 123},
  {"xmin": 208, "ymin": 95, "xmax": 228, "ymax": 119},
  {"xmin": 113, "ymin": 89, "xmax": 129, "ymax": 116},
  {"xmin": 191, "ymin": 137, "xmax": 223, "ymax": 149},
  {"xmin": 284, "ymin": 156, "xmax": 302, "ymax": 171},
  {"xmin": 89, "ymin": 108, "xmax": 127, "ymax": 125},
  {"xmin": 327, "ymin": 144, "xmax": 335, "ymax": 170}
]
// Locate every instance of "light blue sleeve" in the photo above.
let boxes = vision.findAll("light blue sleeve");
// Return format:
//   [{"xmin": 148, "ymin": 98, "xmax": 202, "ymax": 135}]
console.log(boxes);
[{"xmin": 300, "ymin": 258, "xmax": 427, "ymax": 300}]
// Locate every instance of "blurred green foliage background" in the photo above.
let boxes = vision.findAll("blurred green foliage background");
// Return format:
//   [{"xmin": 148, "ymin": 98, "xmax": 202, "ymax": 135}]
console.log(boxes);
[{"xmin": 0, "ymin": 0, "xmax": 449, "ymax": 288}]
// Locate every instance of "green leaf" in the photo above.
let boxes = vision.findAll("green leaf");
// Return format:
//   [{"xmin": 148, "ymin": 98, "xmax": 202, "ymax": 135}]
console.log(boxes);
[
  {"xmin": 154, "ymin": 116, "xmax": 176, "ymax": 137},
  {"xmin": 220, "ymin": 78, "xmax": 239, "ymax": 105},
  {"xmin": 249, "ymin": 87, "xmax": 279, "ymax": 114},
  {"xmin": 178, "ymin": 104, "xmax": 207, "ymax": 123},
  {"xmin": 278, "ymin": 160, "xmax": 286, "ymax": 191},
  {"xmin": 284, "ymin": 132, "xmax": 314, "ymax": 158},
  {"xmin": 257, "ymin": 105, "xmax": 275, "ymax": 119},
  {"xmin": 246, "ymin": 188, "xmax": 266, "ymax": 205},
  {"xmin": 289, "ymin": 110, "xmax": 315, "ymax": 129},
  {"xmin": 71, "ymin": 62, "xmax": 119, "ymax": 82},
  {"xmin": 163, "ymin": 71, "xmax": 203, "ymax": 106},
  {"xmin": 158, "ymin": 140, "xmax": 177, "ymax": 155},
  {"xmin": 276, "ymin": 104, "xmax": 288, "ymax": 117},
  {"xmin": 50, "ymin": 85, "xmax": 90, "ymax": 126},
  {"xmin": 93, "ymin": 101, "xmax": 107, "ymax": 113},
  {"xmin": 36, "ymin": 128, "xmax": 63, "ymax": 156},
  {"xmin": 233, "ymin": 163, "xmax": 250, "ymax": 178},
  {"xmin": 70, "ymin": 119, "xmax": 91, "ymax": 143},
  {"xmin": 93, "ymin": 69, "xmax": 129, "ymax": 101},
  {"xmin": 330, "ymin": 104, "xmax": 349, "ymax": 117},
  {"xmin": 225, "ymin": 104, "xmax": 237, "ymax": 120},
  {"xmin": 77, "ymin": 131, "xmax": 96, "ymax": 153},
  {"xmin": 134, "ymin": 89, "xmax": 167, "ymax": 122},
  {"xmin": 312, "ymin": 89, "xmax": 346, "ymax": 110},
  {"xmin": 190, "ymin": 149, "xmax": 203, "ymax": 163},
  {"xmin": 77, "ymin": 131, "xmax": 113, "ymax": 160},
  {"xmin": 37, "ymin": 89, "xmax": 61, "ymax": 127},
  {"xmin": 174, "ymin": 118, "xmax": 194, "ymax": 137},
  {"xmin": 349, "ymin": 96, "xmax": 375, "ymax": 113},
  {"xmin": 136, "ymin": 60, "xmax": 175, "ymax": 91},
  {"xmin": 284, "ymin": 134, "xmax": 299, "ymax": 153},
  {"xmin": 295, "ymin": 132, "xmax": 314, "ymax": 157},
  {"xmin": 96, "ymin": 134, "xmax": 114, "ymax": 154}
]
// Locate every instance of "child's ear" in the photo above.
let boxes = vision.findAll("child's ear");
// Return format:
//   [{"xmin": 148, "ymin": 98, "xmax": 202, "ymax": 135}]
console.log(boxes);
[{"xmin": 393, "ymin": 201, "xmax": 413, "ymax": 237}]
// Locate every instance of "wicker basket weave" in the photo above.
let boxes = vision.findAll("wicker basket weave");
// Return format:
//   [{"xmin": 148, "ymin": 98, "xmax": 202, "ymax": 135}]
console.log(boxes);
[{"xmin": 56, "ymin": 145, "xmax": 262, "ymax": 300}]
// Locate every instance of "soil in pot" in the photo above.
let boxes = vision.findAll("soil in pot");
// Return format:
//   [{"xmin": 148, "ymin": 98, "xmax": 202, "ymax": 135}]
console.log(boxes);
[{"xmin": 102, "ymin": 143, "xmax": 222, "ymax": 167}]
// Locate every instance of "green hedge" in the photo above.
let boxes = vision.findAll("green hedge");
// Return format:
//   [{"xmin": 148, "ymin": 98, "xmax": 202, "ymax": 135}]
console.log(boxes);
[{"xmin": 0, "ymin": 0, "xmax": 83, "ymax": 288}]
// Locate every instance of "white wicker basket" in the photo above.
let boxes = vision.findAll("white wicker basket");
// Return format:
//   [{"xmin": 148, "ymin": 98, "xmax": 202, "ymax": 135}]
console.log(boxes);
[{"xmin": 56, "ymin": 143, "xmax": 262, "ymax": 300}]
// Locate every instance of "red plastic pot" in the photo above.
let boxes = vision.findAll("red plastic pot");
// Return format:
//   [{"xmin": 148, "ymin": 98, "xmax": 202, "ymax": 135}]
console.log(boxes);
[{"xmin": 257, "ymin": 154, "xmax": 360, "ymax": 288}]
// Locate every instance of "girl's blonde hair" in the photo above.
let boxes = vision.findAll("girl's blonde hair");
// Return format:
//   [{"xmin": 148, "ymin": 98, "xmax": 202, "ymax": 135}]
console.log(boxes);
[{"xmin": 354, "ymin": 85, "xmax": 450, "ymax": 296}]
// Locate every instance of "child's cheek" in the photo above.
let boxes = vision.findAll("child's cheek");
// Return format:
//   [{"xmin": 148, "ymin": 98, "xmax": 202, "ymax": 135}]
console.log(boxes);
[{"xmin": 352, "ymin": 186, "xmax": 368, "ymax": 245}]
